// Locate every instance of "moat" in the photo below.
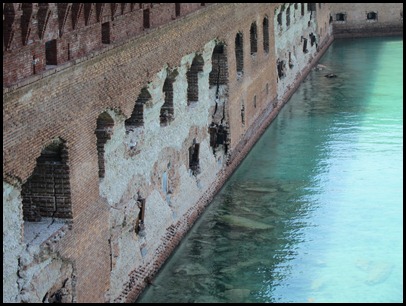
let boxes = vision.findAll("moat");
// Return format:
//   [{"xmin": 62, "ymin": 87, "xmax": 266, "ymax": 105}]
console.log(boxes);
[{"xmin": 136, "ymin": 36, "xmax": 403, "ymax": 303}]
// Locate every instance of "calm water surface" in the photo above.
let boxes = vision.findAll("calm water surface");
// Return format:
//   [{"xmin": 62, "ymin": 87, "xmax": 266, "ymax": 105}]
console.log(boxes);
[{"xmin": 137, "ymin": 36, "xmax": 403, "ymax": 303}]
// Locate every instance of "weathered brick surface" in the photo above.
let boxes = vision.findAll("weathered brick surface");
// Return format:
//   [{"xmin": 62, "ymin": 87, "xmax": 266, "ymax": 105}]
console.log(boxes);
[{"xmin": 3, "ymin": 3, "xmax": 402, "ymax": 303}]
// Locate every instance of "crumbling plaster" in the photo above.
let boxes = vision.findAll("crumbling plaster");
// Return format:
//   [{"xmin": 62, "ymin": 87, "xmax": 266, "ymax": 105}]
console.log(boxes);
[
  {"xmin": 3, "ymin": 182, "xmax": 75, "ymax": 303},
  {"xmin": 3, "ymin": 181, "xmax": 23, "ymax": 303},
  {"xmin": 274, "ymin": 4, "xmax": 319, "ymax": 99},
  {"xmin": 101, "ymin": 40, "xmax": 228, "ymax": 299}
]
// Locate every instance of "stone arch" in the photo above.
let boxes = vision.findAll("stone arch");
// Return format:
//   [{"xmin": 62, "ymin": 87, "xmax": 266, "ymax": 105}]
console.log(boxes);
[
  {"xmin": 187, "ymin": 54, "xmax": 204, "ymax": 105},
  {"xmin": 21, "ymin": 137, "xmax": 72, "ymax": 221},
  {"xmin": 95, "ymin": 111, "xmax": 114, "ymax": 179}
]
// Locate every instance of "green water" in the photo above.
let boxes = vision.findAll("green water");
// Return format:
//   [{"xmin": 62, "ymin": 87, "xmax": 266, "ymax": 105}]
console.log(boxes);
[{"xmin": 136, "ymin": 36, "xmax": 403, "ymax": 303}]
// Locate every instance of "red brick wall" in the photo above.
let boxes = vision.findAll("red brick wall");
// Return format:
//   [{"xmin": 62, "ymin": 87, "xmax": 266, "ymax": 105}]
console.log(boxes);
[{"xmin": 3, "ymin": 3, "xmax": 211, "ymax": 87}]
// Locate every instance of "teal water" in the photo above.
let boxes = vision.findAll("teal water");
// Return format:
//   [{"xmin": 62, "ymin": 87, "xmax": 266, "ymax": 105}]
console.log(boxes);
[{"xmin": 136, "ymin": 36, "xmax": 403, "ymax": 303}]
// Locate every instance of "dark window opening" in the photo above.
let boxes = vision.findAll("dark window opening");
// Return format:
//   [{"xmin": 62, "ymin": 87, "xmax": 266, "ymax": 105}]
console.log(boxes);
[
  {"xmin": 286, "ymin": 8, "xmax": 291, "ymax": 27},
  {"xmin": 277, "ymin": 60, "xmax": 285, "ymax": 79},
  {"xmin": 21, "ymin": 139, "xmax": 72, "ymax": 222},
  {"xmin": 289, "ymin": 52, "xmax": 293, "ymax": 68},
  {"xmin": 309, "ymin": 33, "xmax": 316, "ymax": 47},
  {"xmin": 301, "ymin": 3, "xmax": 305, "ymax": 16},
  {"xmin": 4, "ymin": 3, "xmax": 16, "ymax": 51},
  {"xmin": 253, "ymin": 95, "xmax": 257, "ymax": 108},
  {"xmin": 329, "ymin": 15, "xmax": 333, "ymax": 23},
  {"xmin": 101, "ymin": 22, "xmax": 110, "ymax": 44},
  {"xmin": 250, "ymin": 22, "xmax": 257, "ymax": 55},
  {"xmin": 294, "ymin": 3, "xmax": 298, "ymax": 10},
  {"xmin": 143, "ymin": 8, "xmax": 150, "ymax": 29},
  {"xmin": 32, "ymin": 55, "xmax": 37, "ymax": 75},
  {"xmin": 125, "ymin": 88, "xmax": 151, "ymax": 131},
  {"xmin": 263, "ymin": 17, "xmax": 269, "ymax": 53},
  {"xmin": 308, "ymin": 3, "xmax": 316, "ymax": 12},
  {"xmin": 367, "ymin": 12, "xmax": 377, "ymax": 20},
  {"xmin": 241, "ymin": 101, "xmax": 245, "ymax": 126},
  {"xmin": 160, "ymin": 73, "xmax": 176, "ymax": 126},
  {"xmin": 266, "ymin": 83, "xmax": 269, "ymax": 95},
  {"xmin": 303, "ymin": 38, "xmax": 308, "ymax": 53},
  {"xmin": 235, "ymin": 33, "xmax": 244, "ymax": 77},
  {"xmin": 319, "ymin": 3, "xmax": 322, "ymax": 9},
  {"xmin": 208, "ymin": 123, "xmax": 228, "ymax": 154},
  {"xmin": 277, "ymin": 12, "xmax": 282, "ymax": 26},
  {"xmin": 96, "ymin": 112, "xmax": 114, "ymax": 179},
  {"xmin": 45, "ymin": 39, "xmax": 57, "ymax": 65},
  {"xmin": 201, "ymin": 3, "xmax": 205, "ymax": 6},
  {"xmin": 187, "ymin": 54, "xmax": 204, "ymax": 105},
  {"xmin": 189, "ymin": 141, "xmax": 200, "ymax": 176},
  {"xmin": 135, "ymin": 194, "xmax": 146, "ymax": 235},
  {"xmin": 175, "ymin": 4, "xmax": 181, "ymax": 17},
  {"xmin": 336, "ymin": 13, "xmax": 346, "ymax": 21}
]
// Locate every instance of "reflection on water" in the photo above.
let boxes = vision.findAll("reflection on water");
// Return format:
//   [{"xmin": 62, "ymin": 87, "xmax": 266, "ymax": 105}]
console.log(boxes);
[{"xmin": 136, "ymin": 36, "xmax": 403, "ymax": 303}]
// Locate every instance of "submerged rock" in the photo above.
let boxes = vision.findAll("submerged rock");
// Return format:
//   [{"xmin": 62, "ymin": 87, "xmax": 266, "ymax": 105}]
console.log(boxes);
[
  {"xmin": 221, "ymin": 215, "xmax": 274, "ymax": 230},
  {"xmin": 355, "ymin": 259, "xmax": 394, "ymax": 285},
  {"xmin": 224, "ymin": 288, "xmax": 251, "ymax": 302},
  {"xmin": 365, "ymin": 262, "xmax": 393, "ymax": 285},
  {"xmin": 174, "ymin": 263, "xmax": 209, "ymax": 276}
]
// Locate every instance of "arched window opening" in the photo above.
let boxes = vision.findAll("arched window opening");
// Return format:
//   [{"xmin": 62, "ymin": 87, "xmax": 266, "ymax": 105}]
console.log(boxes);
[
  {"xmin": 160, "ymin": 71, "xmax": 177, "ymax": 126},
  {"xmin": 308, "ymin": 3, "xmax": 316, "ymax": 12},
  {"xmin": 289, "ymin": 52, "xmax": 294, "ymax": 68},
  {"xmin": 286, "ymin": 7, "xmax": 291, "ymax": 27},
  {"xmin": 277, "ymin": 12, "xmax": 282, "ymax": 26},
  {"xmin": 277, "ymin": 60, "xmax": 286, "ymax": 79},
  {"xmin": 175, "ymin": 3, "xmax": 181, "ymax": 17},
  {"xmin": 250, "ymin": 22, "xmax": 258, "ymax": 55},
  {"xmin": 134, "ymin": 194, "xmax": 146, "ymax": 236},
  {"xmin": 187, "ymin": 54, "xmax": 204, "ymax": 105},
  {"xmin": 125, "ymin": 88, "xmax": 151, "ymax": 131},
  {"xmin": 235, "ymin": 33, "xmax": 244, "ymax": 78},
  {"xmin": 3, "ymin": 3, "xmax": 16, "ymax": 51},
  {"xmin": 143, "ymin": 8, "xmax": 150, "ymax": 28},
  {"xmin": 96, "ymin": 112, "xmax": 114, "ymax": 178},
  {"xmin": 101, "ymin": 22, "xmax": 110, "ymax": 44},
  {"xmin": 209, "ymin": 43, "xmax": 228, "ymax": 88},
  {"xmin": 309, "ymin": 33, "xmax": 316, "ymax": 47},
  {"xmin": 303, "ymin": 37, "xmax": 308, "ymax": 53},
  {"xmin": 263, "ymin": 17, "xmax": 269, "ymax": 53},
  {"xmin": 21, "ymin": 138, "xmax": 72, "ymax": 222},
  {"xmin": 45, "ymin": 39, "xmax": 58, "ymax": 66}
]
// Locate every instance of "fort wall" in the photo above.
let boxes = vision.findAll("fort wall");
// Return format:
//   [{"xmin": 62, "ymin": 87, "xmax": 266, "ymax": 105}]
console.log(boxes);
[
  {"xmin": 330, "ymin": 3, "xmax": 403, "ymax": 38},
  {"xmin": 3, "ymin": 3, "xmax": 402, "ymax": 303}
]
